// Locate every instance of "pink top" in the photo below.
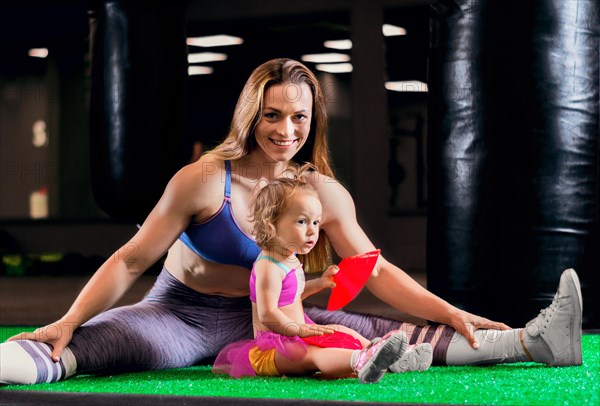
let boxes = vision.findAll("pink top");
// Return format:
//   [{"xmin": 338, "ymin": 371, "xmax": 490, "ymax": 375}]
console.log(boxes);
[{"xmin": 249, "ymin": 255, "xmax": 305, "ymax": 307}]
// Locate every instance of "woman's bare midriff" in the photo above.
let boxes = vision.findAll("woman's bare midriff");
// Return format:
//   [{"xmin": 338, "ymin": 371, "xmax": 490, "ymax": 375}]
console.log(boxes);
[{"xmin": 163, "ymin": 239, "xmax": 252, "ymax": 298}]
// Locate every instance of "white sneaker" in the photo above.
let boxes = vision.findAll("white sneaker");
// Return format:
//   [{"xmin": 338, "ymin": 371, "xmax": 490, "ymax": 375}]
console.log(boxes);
[
  {"xmin": 523, "ymin": 268, "xmax": 583, "ymax": 366},
  {"xmin": 389, "ymin": 343, "xmax": 433, "ymax": 372}
]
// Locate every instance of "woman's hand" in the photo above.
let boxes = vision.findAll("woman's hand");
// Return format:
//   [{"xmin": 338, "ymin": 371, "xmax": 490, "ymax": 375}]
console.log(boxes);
[
  {"xmin": 7, "ymin": 319, "xmax": 77, "ymax": 362},
  {"xmin": 448, "ymin": 309, "xmax": 511, "ymax": 349}
]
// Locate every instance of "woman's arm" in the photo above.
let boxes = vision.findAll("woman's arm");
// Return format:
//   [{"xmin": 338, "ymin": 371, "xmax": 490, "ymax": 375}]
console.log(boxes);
[
  {"xmin": 313, "ymin": 175, "xmax": 509, "ymax": 349},
  {"xmin": 60, "ymin": 170, "xmax": 196, "ymax": 327},
  {"xmin": 8, "ymin": 159, "xmax": 222, "ymax": 359}
]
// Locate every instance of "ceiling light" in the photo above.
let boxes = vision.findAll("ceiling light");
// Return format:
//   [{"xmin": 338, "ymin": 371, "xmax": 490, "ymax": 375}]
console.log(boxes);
[
  {"xmin": 315, "ymin": 63, "xmax": 353, "ymax": 73},
  {"xmin": 301, "ymin": 53, "xmax": 350, "ymax": 63},
  {"xmin": 383, "ymin": 24, "xmax": 407, "ymax": 36},
  {"xmin": 385, "ymin": 81, "xmax": 428, "ymax": 92},
  {"xmin": 186, "ymin": 35, "xmax": 243, "ymax": 47},
  {"xmin": 188, "ymin": 66, "xmax": 214, "ymax": 76},
  {"xmin": 323, "ymin": 39, "xmax": 352, "ymax": 50},
  {"xmin": 28, "ymin": 48, "xmax": 48, "ymax": 58},
  {"xmin": 188, "ymin": 52, "xmax": 227, "ymax": 63}
]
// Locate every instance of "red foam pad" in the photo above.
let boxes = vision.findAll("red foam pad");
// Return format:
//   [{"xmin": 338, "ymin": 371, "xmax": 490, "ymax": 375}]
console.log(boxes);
[{"xmin": 327, "ymin": 249, "xmax": 380, "ymax": 311}]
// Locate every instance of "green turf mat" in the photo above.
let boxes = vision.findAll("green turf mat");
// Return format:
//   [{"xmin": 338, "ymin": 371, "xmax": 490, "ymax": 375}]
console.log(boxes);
[{"xmin": 1, "ymin": 326, "xmax": 598, "ymax": 405}]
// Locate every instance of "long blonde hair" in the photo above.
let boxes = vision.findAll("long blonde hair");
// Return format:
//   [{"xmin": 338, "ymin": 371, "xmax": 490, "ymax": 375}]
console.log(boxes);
[
  {"xmin": 250, "ymin": 164, "xmax": 330, "ymax": 273},
  {"xmin": 207, "ymin": 59, "xmax": 334, "ymax": 272},
  {"xmin": 206, "ymin": 58, "xmax": 333, "ymax": 178}
]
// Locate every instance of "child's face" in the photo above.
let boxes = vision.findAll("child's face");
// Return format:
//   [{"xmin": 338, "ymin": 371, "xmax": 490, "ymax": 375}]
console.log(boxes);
[{"xmin": 273, "ymin": 191, "xmax": 322, "ymax": 256}]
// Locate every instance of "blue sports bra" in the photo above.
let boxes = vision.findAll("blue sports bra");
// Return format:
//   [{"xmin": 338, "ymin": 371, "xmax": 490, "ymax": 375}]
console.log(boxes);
[{"xmin": 178, "ymin": 160, "xmax": 261, "ymax": 269}]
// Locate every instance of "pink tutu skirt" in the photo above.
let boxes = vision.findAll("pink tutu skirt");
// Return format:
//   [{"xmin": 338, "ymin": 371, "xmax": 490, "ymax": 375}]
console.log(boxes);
[
  {"xmin": 213, "ymin": 329, "xmax": 363, "ymax": 378},
  {"xmin": 213, "ymin": 331, "xmax": 308, "ymax": 377}
]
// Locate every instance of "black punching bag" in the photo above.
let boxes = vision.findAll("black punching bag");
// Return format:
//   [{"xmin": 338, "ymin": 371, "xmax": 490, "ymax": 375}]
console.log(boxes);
[
  {"xmin": 428, "ymin": 0, "xmax": 599, "ymax": 327},
  {"xmin": 89, "ymin": 0, "xmax": 188, "ymax": 223}
]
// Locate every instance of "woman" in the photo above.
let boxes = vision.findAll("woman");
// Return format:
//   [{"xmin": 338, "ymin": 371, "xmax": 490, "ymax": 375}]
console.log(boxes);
[{"xmin": 1, "ymin": 59, "xmax": 582, "ymax": 385}]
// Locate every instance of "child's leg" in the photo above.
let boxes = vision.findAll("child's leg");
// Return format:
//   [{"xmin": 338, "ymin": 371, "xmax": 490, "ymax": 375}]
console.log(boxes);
[
  {"xmin": 328, "ymin": 324, "xmax": 370, "ymax": 347},
  {"xmin": 274, "ymin": 346, "xmax": 354, "ymax": 378},
  {"xmin": 275, "ymin": 331, "xmax": 408, "ymax": 383}
]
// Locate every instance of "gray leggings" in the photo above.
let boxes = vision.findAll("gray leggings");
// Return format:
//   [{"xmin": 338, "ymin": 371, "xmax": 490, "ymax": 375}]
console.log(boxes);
[{"xmin": 69, "ymin": 268, "xmax": 454, "ymax": 375}]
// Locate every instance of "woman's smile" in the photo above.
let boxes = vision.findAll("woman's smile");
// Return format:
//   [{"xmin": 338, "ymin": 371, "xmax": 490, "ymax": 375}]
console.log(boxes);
[{"xmin": 269, "ymin": 138, "xmax": 299, "ymax": 147}]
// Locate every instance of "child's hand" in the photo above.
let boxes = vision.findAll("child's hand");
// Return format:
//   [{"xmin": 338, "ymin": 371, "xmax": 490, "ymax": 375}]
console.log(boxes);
[
  {"xmin": 291, "ymin": 323, "xmax": 336, "ymax": 337},
  {"xmin": 320, "ymin": 265, "xmax": 338, "ymax": 289},
  {"xmin": 301, "ymin": 265, "xmax": 339, "ymax": 300}
]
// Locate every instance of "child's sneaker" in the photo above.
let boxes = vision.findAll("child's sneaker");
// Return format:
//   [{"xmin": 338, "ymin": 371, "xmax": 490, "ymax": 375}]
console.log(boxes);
[
  {"xmin": 352, "ymin": 330, "xmax": 407, "ymax": 383},
  {"xmin": 389, "ymin": 343, "xmax": 433, "ymax": 372}
]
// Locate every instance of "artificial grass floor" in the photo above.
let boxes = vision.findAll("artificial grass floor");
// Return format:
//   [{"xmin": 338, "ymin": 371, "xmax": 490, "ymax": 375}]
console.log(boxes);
[{"xmin": 1, "ymin": 327, "xmax": 598, "ymax": 405}]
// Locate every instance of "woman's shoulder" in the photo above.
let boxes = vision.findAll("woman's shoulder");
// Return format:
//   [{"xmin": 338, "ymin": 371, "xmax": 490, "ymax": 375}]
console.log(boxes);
[
  {"xmin": 166, "ymin": 155, "xmax": 226, "ymax": 202},
  {"xmin": 175, "ymin": 155, "xmax": 225, "ymax": 185},
  {"xmin": 303, "ymin": 169, "xmax": 345, "ymax": 194},
  {"xmin": 303, "ymin": 170, "xmax": 356, "ymax": 223}
]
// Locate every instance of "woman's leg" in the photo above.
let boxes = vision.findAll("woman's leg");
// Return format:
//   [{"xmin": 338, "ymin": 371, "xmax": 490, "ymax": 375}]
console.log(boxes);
[
  {"xmin": 306, "ymin": 269, "xmax": 582, "ymax": 367},
  {"xmin": 0, "ymin": 301, "xmax": 212, "ymax": 385},
  {"xmin": 305, "ymin": 306, "xmax": 455, "ymax": 365},
  {"xmin": 447, "ymin": 269, "xmax": 582, "ymax": 366},
  {"xmin": 69, "ymin": 302, "xmax": 218, "ymax": 374},
  {"xmin": 0, "ymin": 269, "xmax": 254, "ymax": 384}
]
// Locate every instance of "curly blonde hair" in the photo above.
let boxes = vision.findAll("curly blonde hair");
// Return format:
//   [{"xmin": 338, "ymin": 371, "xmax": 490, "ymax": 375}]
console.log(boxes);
[{"xmin": 250, "ymin": 164, "xmax": 330, "ymax": 273}]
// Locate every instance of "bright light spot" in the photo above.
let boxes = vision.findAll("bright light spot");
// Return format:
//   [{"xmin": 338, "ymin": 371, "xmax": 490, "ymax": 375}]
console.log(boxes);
[
  {"xmin": 28, "ymin": 48, "xmax": 48, "ymax": 58},
  {"xmin": 315, "ymin": 63, "xmax": 353, "ymax": 73},
  {"xmin": 383, "ymin": 24, "xmax": 407, "ymax": 37},
  {"xmin": 32, "ymin": 120, "xmax": 48, "ymax": 147},
  {"xmin": 187, "ymin": 35, "xmax": 243, "ymax": 47},
  {"xmin": 301, "ymin": 53, "xmax": 350, "ymax": 63},
  {"xmin": 188, "ymin": 66, "xmax": 214, "ymax": 75},
  {"xmin": 323, "ymin": 39, "xmax": 352, "ymax": 50},
  {"xmin": 30, "ymin": 186, "xmax": 49, "ymax": 219},
  {"xmin": 385, "ymin": 81, "xmax": 428, "ymax": 92},
  {"xmin": 188, "ymin": 52, "xmax": 227, "ymax": 63}
]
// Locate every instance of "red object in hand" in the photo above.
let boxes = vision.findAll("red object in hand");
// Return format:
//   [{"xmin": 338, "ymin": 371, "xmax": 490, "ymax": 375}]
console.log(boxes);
[{"xmin": 327, "ymin": 249, "xmax": 380, "ymax": 311}]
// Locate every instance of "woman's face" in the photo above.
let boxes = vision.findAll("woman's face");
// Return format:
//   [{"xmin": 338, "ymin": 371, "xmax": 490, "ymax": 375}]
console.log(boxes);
[{"xmin": 254, "ymin": 82, "xmax": 313, "ymax": 163}]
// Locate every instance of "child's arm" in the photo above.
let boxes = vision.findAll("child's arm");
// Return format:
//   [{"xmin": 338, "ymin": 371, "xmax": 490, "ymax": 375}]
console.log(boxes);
[
  {"xmin": 254, "ymin": 262, "xmax": 335, "ymax": 337},
  {"xmin": 301, "ymin": 265, "xmax": 338, "ymax": 300}
]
